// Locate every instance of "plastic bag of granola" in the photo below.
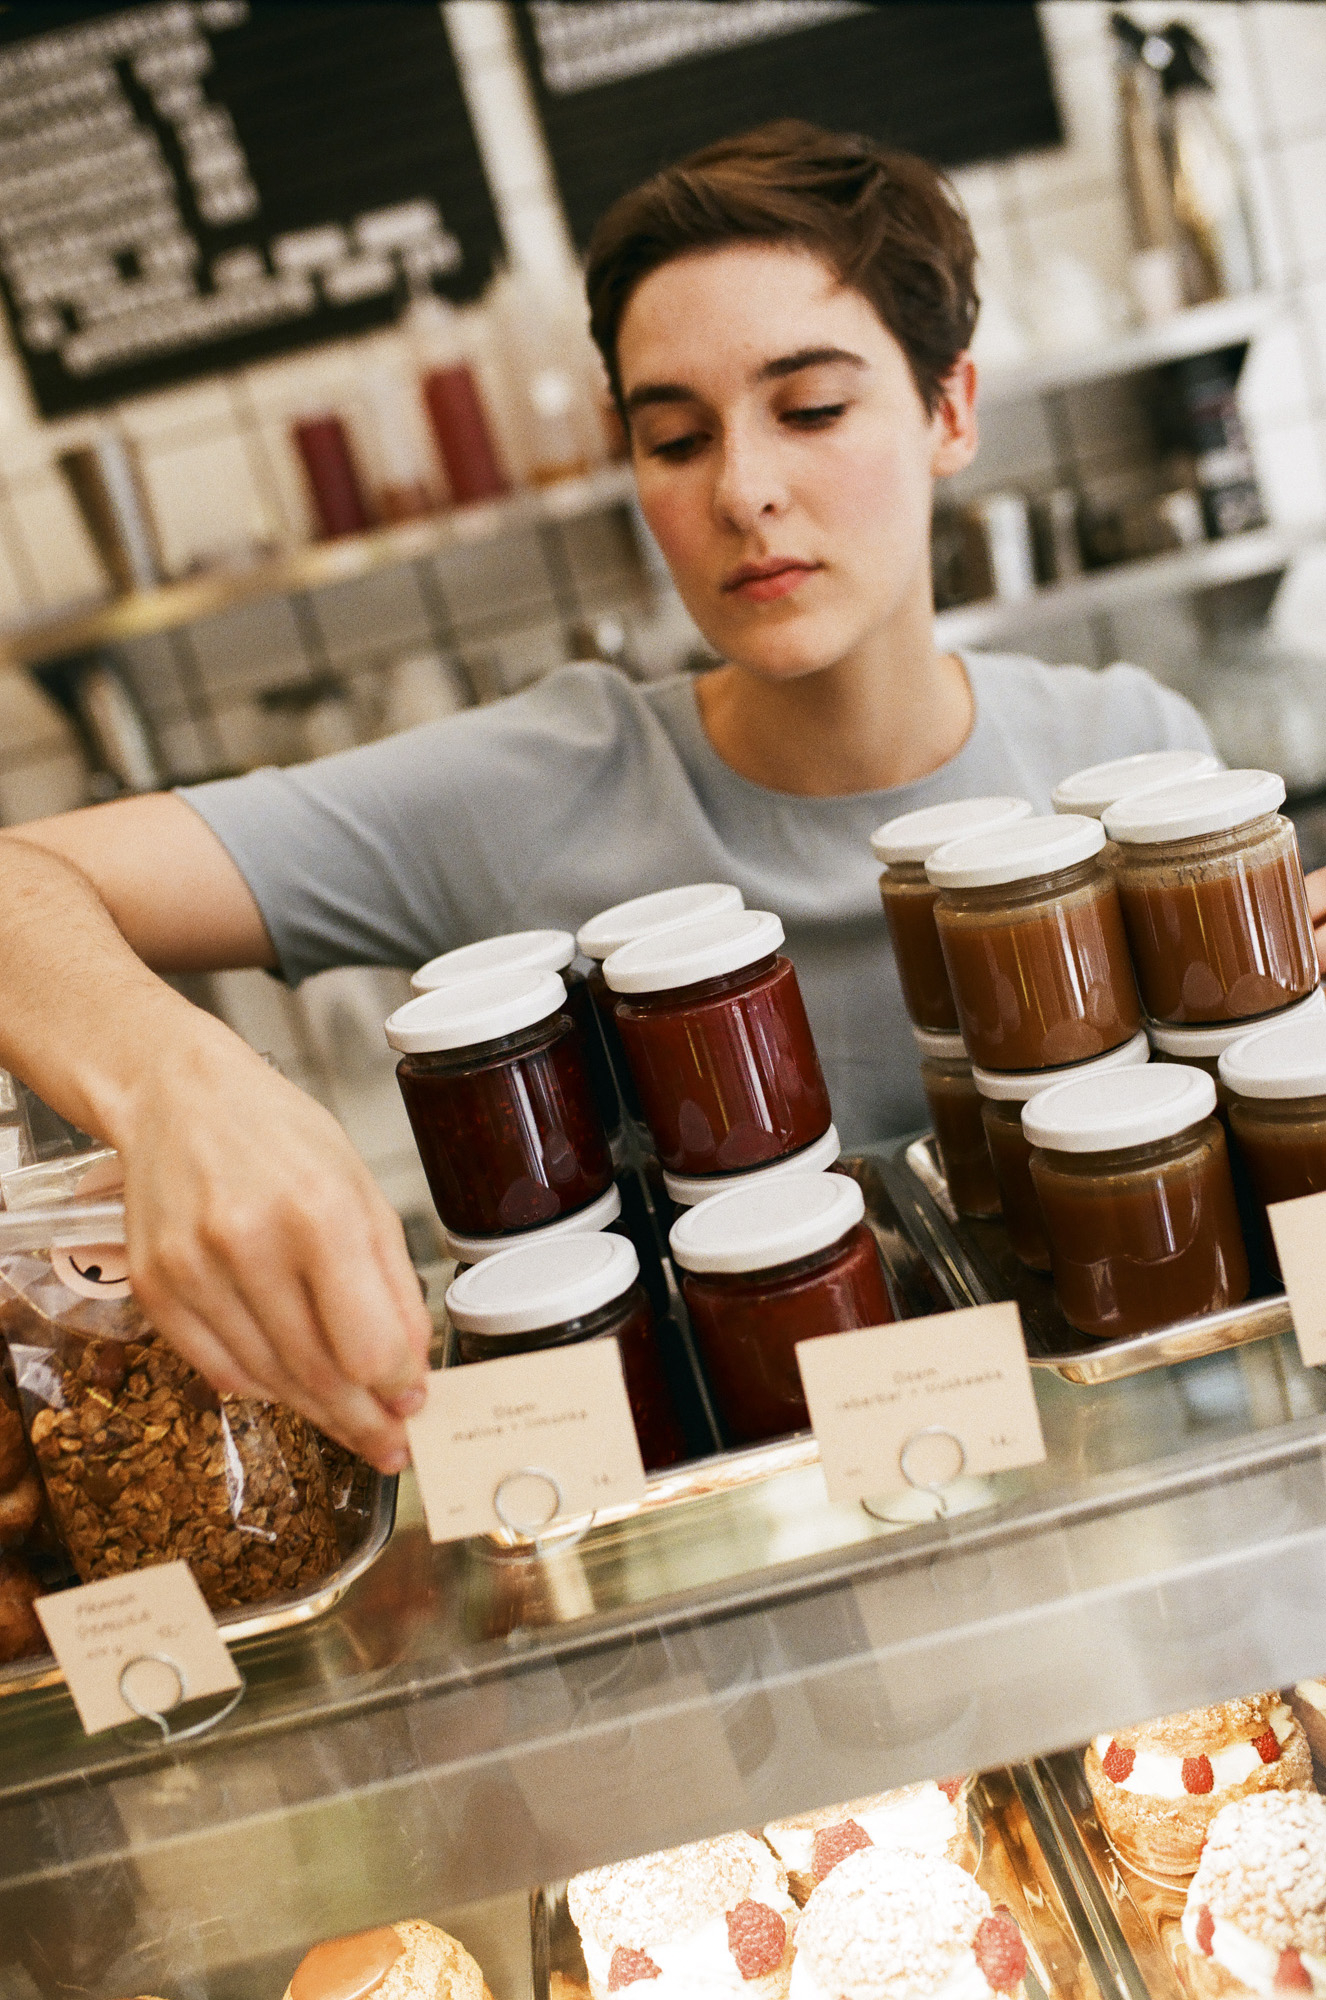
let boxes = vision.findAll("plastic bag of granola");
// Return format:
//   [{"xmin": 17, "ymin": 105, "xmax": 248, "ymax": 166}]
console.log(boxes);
[{"xmin": 0, "ymin": 1200, "xmax": 340, "ymax": 1613}]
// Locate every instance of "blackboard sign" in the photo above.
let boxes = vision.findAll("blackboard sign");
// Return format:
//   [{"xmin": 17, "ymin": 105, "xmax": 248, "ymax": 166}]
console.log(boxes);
[
  {"xmin": 0, "ymin": 1, "xmax": 504, "ymax": 417},
  {"xmin": 517, "ymin": 1, "xmax": 1062, "ymax": 249}
]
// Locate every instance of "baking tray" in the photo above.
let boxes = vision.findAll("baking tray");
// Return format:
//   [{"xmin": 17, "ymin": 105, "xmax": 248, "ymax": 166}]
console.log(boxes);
[
  {"xmin": 529, "ymin": 1767, "xmax": 1109, "ymax": 2000},
  {"xmin": 887, "ymin": 1134, "xmax": 1293, "ymax": 1387}
]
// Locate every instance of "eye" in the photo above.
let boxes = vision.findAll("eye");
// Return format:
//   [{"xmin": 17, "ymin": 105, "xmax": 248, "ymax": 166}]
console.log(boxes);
[
  {"xmin": 782, "ymin": 402, "xmax": 848, "ymax": 429},
  {"xmin": 648, "ymin": 431, "xmax": 707, "ymax": 463}
]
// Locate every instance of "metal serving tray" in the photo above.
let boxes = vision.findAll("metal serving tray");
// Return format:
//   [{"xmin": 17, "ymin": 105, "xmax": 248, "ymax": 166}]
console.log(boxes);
[
  {"xmin": 888, "ymin": 1134, "xmax": 1294, "ymax": 1387},
  {"xmin": 529, "ymin": 1768, "xmax": 1108, "ymax": 2000}
]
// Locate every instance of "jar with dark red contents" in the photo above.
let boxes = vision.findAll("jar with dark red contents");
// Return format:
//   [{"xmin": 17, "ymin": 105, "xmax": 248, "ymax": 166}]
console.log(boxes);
[
  {"xmin": 386, "ymin": 968, "xmax": 612, "ymax": 1239},
  {"xmin": 605, "ymin": 910, "xmax": 833, "ymax": 1180},
  {"xmin": 1024, "ymin": 1065, "xmax": 1249, "ymax": 1341},
  {"xmin": 670, "ymin": 1172, "xmax": 893, "ymax": 1444},
  {"xmin": 440, "ymin": 1183, "xmax": 623, "ymax": 1269},
  {"xmin": 1221, "ymin": 1012, "xmax": 1326, "ymax": 1241},
  {"xmin": 929, "ymin": 815, "xmax": 1142, "ymax": 1072},
  {"xmin": 870, "ymin": 796, "xmax": 1032, "ymax": 1032},
  {"xmin": 972, "ymin": 1033, "xmax": 1150, "ymax": 1270},
  {"xmin": 1106, "ymin": 770, "xmax": 1318, "ymax": 1026},
  {"xmin": 1051, "ymin": 748, "xmax": 1218, "ymax": 820},
  {"xmin": 913, "ymin": 1028, "xmax": 1001, "ymax": 1219},
  {"xmin": 445, "ymin": 1233, "xmax": 686, "ymax": 1472},
  {"xmin": 662, "ymin": 1121, "xmax": 842, "ymax": 1215}
]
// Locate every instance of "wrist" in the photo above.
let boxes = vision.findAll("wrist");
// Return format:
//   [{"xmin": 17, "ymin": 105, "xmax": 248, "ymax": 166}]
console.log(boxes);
[{"xmin": 93, "ymin": 990, "xmax": 258, "ymax": 1153}]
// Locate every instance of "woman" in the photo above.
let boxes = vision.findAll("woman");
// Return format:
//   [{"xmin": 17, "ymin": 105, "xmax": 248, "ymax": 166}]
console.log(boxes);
[{"xmin": 0, "ymin": 123, "xmax": 1306, "ymax": 1468}]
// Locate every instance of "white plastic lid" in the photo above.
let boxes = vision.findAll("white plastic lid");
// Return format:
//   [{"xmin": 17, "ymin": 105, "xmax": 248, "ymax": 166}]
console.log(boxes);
[
  {"xmin": 1051, "ymin": 749, "xmax": 1219, "ymax": 819},
  {"xmin": 411, "ymin": 929, "xmax": 574, "ymax": 995},
  {"xmin": 440, "ymin": 1184, "xmax": 621, "ymax": 1262},
  {"xmin": 385, "ymin": 966, "xmax": 565, "ymax": 1054},
  {"xmin": 1147, "ymin": 985, "xmax": 1325, "ymax": 1059},
  {"xmin": 926, "ymin": 813, "xmax": 1105, "ymax": 890},
  {"xmin": 911, "ymin": 1026, "xmax": 969, "ymax": 1062},
  {"xmin": 1103, "ymin": 769, "xmax": 1286, "ymax": 846},
  {"xmin": 1022, "ymin": 1062, "xmax": 1216, "ymax": 1153},
  {"xmin": 445, "ymin": 1229, "xmax": 640, "ymax": 1335},
  {"xmin": 603, "ymin": 908, "xmax": 784, "ymax": 995},
  {"xmin": 869, "ymin": 795, "xmax": 1033, "ymax": 866},
  {"xmin": 972, "ymin": 1030, "xmax": 1150, "ymax": 1103},
  {"xmin": 576, "ymin": 883, "xmax": 744, "ymax": 961},
  {"xmin": 663, "ymin": 1125, "xmax": 841, "ymax": 1206},
  {"xmin": 669, "ymin": 1170, "xmax": 865, "ymax": 1274},
  {"xmin": 1219, "ymin": 1011, "xmax": 1326, "ymax": 1100}
]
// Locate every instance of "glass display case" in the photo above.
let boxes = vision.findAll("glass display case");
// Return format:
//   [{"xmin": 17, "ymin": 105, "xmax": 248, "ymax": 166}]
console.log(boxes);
[{"xmin": 2, "ymin": 1140, "xmax": 1326, "ymax": 1999}]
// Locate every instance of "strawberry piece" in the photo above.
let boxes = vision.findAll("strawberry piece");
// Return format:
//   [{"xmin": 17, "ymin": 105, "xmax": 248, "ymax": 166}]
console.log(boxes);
[
  {"xmin": 1182, "ymin": 1755, "xmax": 1214, "ymax": 1795},
  {"xmin": 726, "ymin": 1900, "xmax": 786, "ymax": 1980},
  {"xmin": 1195, "ymin": 1906, "xmax": 1215, "ymax": 1957},
  {"xmin": 1101, "ymin": 1740, "xmax": 1135, "ymax": 1784},
  {"xmin": 1276, "ymin": 1950, "xmax": 1312, "ymax": 1991},
  {"xmin": 812, "ymin": 1818, "xmax": 872, "ymax": 1882},
  {"xmin": 938, "ymin": 1776, "xmax": 967, "ymax": 1803},
  {"xmin": 1252, "ymin": 1727, "xmax": 1282, "ymax": 1765},
  {"xmin": 974, "ymin": 1911, "xmax": 1028, "ymax": 1994},
  {"xmin": 608, "ymin": 1946, "xmax": 661, "ymax": 1989}
]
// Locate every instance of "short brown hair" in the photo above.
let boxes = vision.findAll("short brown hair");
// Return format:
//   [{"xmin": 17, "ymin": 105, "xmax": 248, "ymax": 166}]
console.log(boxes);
[{"xmin": 586, "ymin": 120, "xmax": 978, "ymax": 416}]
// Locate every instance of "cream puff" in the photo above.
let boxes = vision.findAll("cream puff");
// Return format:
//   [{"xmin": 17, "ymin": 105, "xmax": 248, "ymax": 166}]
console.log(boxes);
[
  {"xmin": 282, "ymin": 1919, "xmax": 493, "ymax": 2000},
  {"xmin": 788, "ymin": 1848, "xmax": 1028, "ymax": 2000},
  {"xmin": 1086, "ymin": 1695, "xmax": 1313, "ymax": 1877},
  {"xmin": 1291, "ymin": 1683, "xmax": 1326, "ymax": 1769},
  {"xmin": 567, "ymin": 1830, "xmax": 798, "ymax": 1999},
  {"xmin": 1174, "ymin": 1791, "xmax": 1326, "ymax": 1997},
  {"xmin": 764, "ymin": 1778, "xmax": 975, "ymax": 1903}
]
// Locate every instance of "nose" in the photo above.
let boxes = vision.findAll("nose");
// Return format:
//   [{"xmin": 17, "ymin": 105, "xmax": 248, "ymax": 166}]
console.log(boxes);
[{"xmin": 711, "ymin": 422, "xmax": 788, "ymax": 532}]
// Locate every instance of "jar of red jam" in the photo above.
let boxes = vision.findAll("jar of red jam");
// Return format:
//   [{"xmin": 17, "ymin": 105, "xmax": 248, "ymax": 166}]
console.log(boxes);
[
  {"xmin": 605, "ymin": 909, "xmax": 833, "ymax": 1179},
  {"xmin": 445, "ymin": 1233, "xmax": 686, "ymax": 1471},
  {"xmin": 1221, "ymin": 1012, "xmax": 1326, "ymax": 1225},
  {"xmin": 913, "ymin": 1028, "xmax": 1000, "ymax": 1219},
  {"xmin": 972, "ymin": 1033, "xmax": 1150, "ymax": 1270},
  {"xmin": 870, "ymin": 796, "xmax": 1033, "ymax": 1031},
  {"xmin": 1024, "ymin": 1064, "xmax": 1249, "ymax": 1340},
  {"xmin": 440, "ymin": 1183, "xmax": 623, "ymax": 1266},
  {"xmin": 386, "ymin": 968, "xmax": 613, "ymax": 1239},
  {"xmin": 1105, "ymin": 770, "xmax": 1318, "ymax": 1026},
  {"xmin": 662, "ymin": 1122, "xmax": 841, "ymax": 1211},
  {"xmin": 929, "ymin": 815, "xmax": 1142, "ymax": 1072},
  {"xmin": 1051, "ymin": 748, "xmax": 1218, "ymax": 819},
  {"xmin": 669, "ymin": 1172, "xmax": 894, "ymax": 1444}
]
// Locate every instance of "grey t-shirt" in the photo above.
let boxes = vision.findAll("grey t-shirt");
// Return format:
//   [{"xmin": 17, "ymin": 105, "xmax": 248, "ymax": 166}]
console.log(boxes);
[{"xmin": 179, "ymin": 651, "xmax": 1214, "ymax": 1143}]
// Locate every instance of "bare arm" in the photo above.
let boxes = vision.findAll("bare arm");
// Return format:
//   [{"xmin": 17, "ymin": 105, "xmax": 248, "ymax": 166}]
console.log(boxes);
[
  {"xmin": 1310, "ymin": 868, "xmax": 1326, "ymax": 973},
  {"xmin": 0, "ymin": 795, "xmax": 429, "ymax": 1469}
]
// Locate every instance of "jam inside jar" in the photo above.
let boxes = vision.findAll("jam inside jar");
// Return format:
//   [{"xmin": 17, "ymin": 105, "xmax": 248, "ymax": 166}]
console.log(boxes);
[
  {"xmin": 915, "ymin": 1029, "xmax": 1000, "ymax": 1219},
  {"xmin": 388, "ymin": 969, "xmax": 612, "ymax": 1239},
  {"xmin": 1219, "ymin": 1009, "xmax": 1326, "ymax": 1276},
  {"xmin": 607, "ymin": 910, "xmax": 832, "ymax": 1179}
]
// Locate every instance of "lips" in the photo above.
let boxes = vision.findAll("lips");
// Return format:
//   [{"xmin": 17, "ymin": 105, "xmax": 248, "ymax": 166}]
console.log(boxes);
[{"xmin": 722, "ymin": 559, "xmax": 821, "ymax": 603}]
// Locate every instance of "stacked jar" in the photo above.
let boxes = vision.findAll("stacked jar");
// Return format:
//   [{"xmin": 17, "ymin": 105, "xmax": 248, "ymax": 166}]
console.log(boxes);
[
  {"xmin": 1050, "ymin": 748, "xmax": 1219, "ymax": 821},
  {"xmin": 1220, "ymin": 1011, "xmax": 1326, "ymax": 1277}
]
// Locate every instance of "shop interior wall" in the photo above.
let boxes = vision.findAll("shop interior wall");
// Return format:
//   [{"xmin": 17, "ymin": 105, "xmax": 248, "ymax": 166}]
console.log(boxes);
[{"xmin": 1, "ymin": 0, "xmax": 1325, "ymax": 1231}]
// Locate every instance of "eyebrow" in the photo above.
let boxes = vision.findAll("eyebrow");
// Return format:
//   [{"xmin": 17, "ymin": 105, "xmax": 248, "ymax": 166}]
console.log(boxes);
[{"xmin": 623, "ymin": 345, "xmax": 867, "ymax": 414}]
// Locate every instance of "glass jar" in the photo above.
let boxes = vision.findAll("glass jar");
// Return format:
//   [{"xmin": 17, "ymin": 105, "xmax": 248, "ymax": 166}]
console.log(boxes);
[
  {"xmin": 1024, "ymin": 1065, "xmax": 1249, "ymax": 1340},
  {"xmin": 973, "ymin": 1033, "xmax": 1150, "ymax": 1270},
  {"xmin": 440, "ymin": 1182, "xmax": 623, "ymax": 1267},
  {"xmin": 1106, "ymin": 770, "xmax": 1318, "ymax": 1025},
  {"xmin": 669, "ymin": 1173, "xmax": 893, "ymax": 1444},
  {"xmin": 445, "ymin": 1233, "xmax": 686, "ymax": 1471},
  {"xmin": 1221, "ymin": 1010, "xmax": 1326, "ymax": 1231},
  {"xmin": 662, "ymin": 1122, "xmax": 841, "ymax": 1210},
  {"xmin": 870, "ymin": 796, "xmax": 1032, "ymax": 1031},
  {"xmin": 386, "ymin": 968, "xmax": 612, "ymax": 1239},
  {"xmin": 1050, "ymin": 748, "xmax": 1218, "ymax": 819},
  {"xmin": 929, "ymin": 816, "xmax": 1142, "ymax": 1071},
  {"xmin": 605, "ymin": 910, "xmax": 833, "ymax": 1179},
  {"xmin": 913, "ymin": 1028, "xmax": 1000, "ymax": 1218}
]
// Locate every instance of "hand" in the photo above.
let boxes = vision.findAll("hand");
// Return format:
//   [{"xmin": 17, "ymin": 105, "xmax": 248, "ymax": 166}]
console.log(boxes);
[
  {"xmin": 1308, "ymin": 867, "xmax": 1326, "ymax": 973},
  {"xmin": 113, "ymin": 1016, "xmax": 431, "ymax": 1472}
]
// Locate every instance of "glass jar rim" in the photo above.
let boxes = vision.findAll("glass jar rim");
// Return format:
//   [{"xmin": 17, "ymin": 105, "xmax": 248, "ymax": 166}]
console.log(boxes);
[
  {"xmin": 669, "ymin": 1169, "xmax": 864, "ymax": 1274},
  {"xmin": 446, "ymin": 1229, "xmax": 639, "ymax": 1334}
]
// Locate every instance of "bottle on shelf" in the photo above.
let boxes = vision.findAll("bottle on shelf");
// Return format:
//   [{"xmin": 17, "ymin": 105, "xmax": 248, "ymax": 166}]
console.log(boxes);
[{"xmin": 291, "ymin": 413, "xmax": 375, "ymax": 540}]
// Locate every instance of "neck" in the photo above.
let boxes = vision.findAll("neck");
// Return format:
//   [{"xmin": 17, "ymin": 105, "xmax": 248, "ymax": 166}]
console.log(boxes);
[{"xmin": 695, "ymin": 586, "xmax": 973, "ymax": 797}]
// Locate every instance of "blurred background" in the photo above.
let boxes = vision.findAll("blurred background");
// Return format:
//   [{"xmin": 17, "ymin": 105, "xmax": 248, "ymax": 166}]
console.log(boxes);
[{"xmin": 0, "ymin": 0, "xmax": 1323, "ymax": 1239}]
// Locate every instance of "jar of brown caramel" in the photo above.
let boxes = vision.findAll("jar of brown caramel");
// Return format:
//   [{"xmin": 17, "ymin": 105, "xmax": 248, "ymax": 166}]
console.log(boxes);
[
  {"xmin": 913, "ymin": 1028, "xmax": 1000, "ymax": 1218},
  {"xmin": 928, "ymin": 815, "xmax": 1142, "ymax": 1072},
  {"xmin": 1147, "ymin": 986, "xmax": 1325, "ymax": 1092},
  {"xmin": 1105, "ymin": 770, "xmax": 1317, "ymax": 1026},
  {"xmin": 1024, "ymin": 1064, "xmax": 1249, "ymax": 1340},
  {"xmin": 1221, "ymin": 1012, "xmax": 1326, "ymax": 1223},
  {"xmin": 1051, "ymin": 748, "xmax": 1217, "ymax": 819},
  {"xmin": 870, "ymin": 796, "xmax": 1032, "ymax": 1031},
  {"xmin": 972, "ymin": 1032, "xmax": 1150, "ymax": 1270}
]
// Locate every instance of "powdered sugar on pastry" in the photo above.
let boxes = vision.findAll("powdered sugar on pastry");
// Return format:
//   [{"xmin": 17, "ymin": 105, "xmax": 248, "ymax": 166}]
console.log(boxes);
[
  {"xmin": 788, "ymin": 1848, "xmax": 1018, "ymax": 2000},
  {"xmin": 1180, "ymin": 1792, "xmax": 1326, "ymax": 1996},
  {"xmin": 1093, "ymin": 1703, "xmax": 1296, "ymax": 1797}
]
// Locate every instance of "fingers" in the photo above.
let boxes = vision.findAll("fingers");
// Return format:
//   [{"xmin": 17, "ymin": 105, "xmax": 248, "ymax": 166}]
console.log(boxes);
[
  {"xmin": 1306, "ymin": 866, "xmax": 1326, "ymax": 924},
  {"xmin": 297, "ymin": 1196, "xmax": 431, "ymax": 1405}
]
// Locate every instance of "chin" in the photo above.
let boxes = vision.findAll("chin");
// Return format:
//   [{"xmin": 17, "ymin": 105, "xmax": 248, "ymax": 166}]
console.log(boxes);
[{"xmin": 703, "ymin": 612, "xmax": 861, "ymax": 682}]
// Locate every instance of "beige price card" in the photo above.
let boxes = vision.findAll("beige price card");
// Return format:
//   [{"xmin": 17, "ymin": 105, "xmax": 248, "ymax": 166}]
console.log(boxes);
[
  {"xmin": 1269, "ymin": 1190, "xmax": 1326, "ymax": 1367},
  {"xmin": 796, "ymin": 1301, "xmax": 1046, "ymax": 1506},
  {"xmin": 406, "ymin": 1342, "xmax": 648, "ymax": 1543},
  {"xmin": 36, "ymin": 1561, "xmax": 240, "ymax": 1736}
]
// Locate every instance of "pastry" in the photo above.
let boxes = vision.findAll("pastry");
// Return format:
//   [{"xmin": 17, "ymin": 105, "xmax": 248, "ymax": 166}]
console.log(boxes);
[
  {"xmin": 1173, "ymin": 1791, "xmax": 1326, "ymax": 1997},
  {"xmin": 788, "ymin": 1847, "xmax": 1028, "ymax": 1999},
  {"xmin": 0, "ymin": 1552, "xmax": 44, "ymax": 1663},
  {"xmin": 1291, "ymin": 1683, "xmax": 1326, "ymax": 1769},
  {"xmin": 1086, "ymin": 1695, "xmax": 1313, "ymax": 1877},
  {"xmin": 567, "ymin": 1829, "xmax": 798, "ymax": 1998},
  {"xmin": 764, "ymin": 1778, "xmax": 975, "ymax": 1903},
  {"xmin": 282, "ymin": 1919, "xmax": 493, "ymax": 1999}
]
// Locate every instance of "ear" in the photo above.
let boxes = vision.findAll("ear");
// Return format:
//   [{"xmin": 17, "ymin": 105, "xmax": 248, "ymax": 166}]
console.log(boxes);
[{"xmin": 929, "ymin": 353, "xmax": 979, "ymax": 480}]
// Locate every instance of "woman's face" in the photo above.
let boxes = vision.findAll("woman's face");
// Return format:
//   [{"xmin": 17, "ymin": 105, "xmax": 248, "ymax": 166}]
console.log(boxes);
[{"xmin": 617, "ymin": 242, "xmax": 977, "ymax": 679}]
